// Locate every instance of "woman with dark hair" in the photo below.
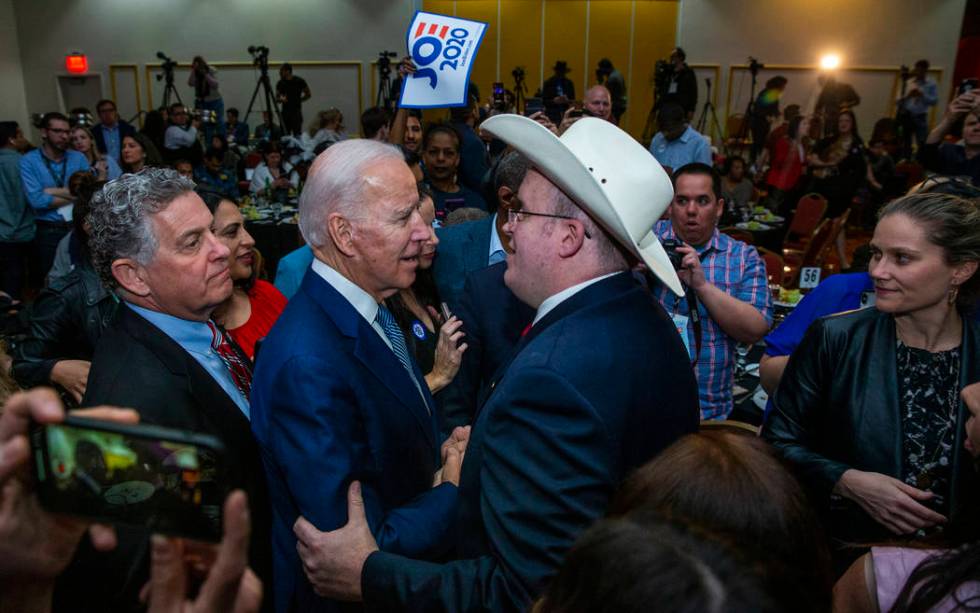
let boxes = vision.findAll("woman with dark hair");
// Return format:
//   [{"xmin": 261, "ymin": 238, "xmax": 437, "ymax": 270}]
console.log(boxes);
[
  {"xmin": 198, "ymin": 190, "xmax": 287, "ymax": 359},
  {"xmin": 139, "ymin": 109, "xmax": 167, "ymax": 153},
  {"xmin": 12, "ymin": 177, "xmax": 118, "ymax": 404},
  {"xmin": 534, "ymin": 518, "xmax": 779, "ymax": 613},
  {"xmin": 249, "ymin": 141, "xmax": 299, "ymax": 195},
  {"xmin": 120, "ymin": 133, "xmax": 162, "ymax": 173},
  {"xmin": 720, "ymin": 155, "xmax": 754, "ymax": 214},
  {"xmin": 188, "ymin": 55, "xmax": 224, "ymax": 143},
  {"xmin": 386, "ymin": 185, "xmax": 467, "ymax": 394},
  {"xmin": 608, "ymin": 430, "xmax": 833, "ymax": 613},
  {"xmin": 421, "ymin": 123, "xmax": 487, "ymax": 221},
  {"xmin": 764, "ymin": 193, "xmax": 980, "ymax": 568},
  {"xmin": 808, "ymin": 109, "xmax": 867, "ymax": 267}
]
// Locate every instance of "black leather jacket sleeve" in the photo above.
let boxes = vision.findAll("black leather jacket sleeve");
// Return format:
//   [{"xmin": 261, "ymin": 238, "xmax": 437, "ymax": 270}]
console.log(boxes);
[
  {"xmin": 763, "ymin": 317, "xmax": 852, "ymax": 500},
  {"xmin": 12, "ymin": 288, "xmax": 77, "ymax": 388}
]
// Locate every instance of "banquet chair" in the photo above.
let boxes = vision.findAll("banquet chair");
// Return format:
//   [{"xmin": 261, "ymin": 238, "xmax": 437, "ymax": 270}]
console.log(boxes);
[
  {"xmin": 757, "ymin": 247, "xmax": 785, "ymax": 287},
  {"xmin": 783, "ymin": 193, "xmax": 827, "ymax": 252},
  {"xmin": 720, "ymin": 227, "xmax": 754, "ymax": 244}
]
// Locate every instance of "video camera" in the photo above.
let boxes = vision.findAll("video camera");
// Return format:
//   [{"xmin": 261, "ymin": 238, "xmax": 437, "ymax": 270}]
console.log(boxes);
[
  {"xmin": 155, "ymin": 52, "xmax": 178, "ymax": 83},
  {"xmin": 378, "ymin": 50, "xmax": 398, "ymax": 76},
  {"xmin": 248, "ymin": 45, "xmax": 270, "ymax": 68},
  {"xmin": 512, "ymin": 66, "xmax": 525, "ymax": 82},
  {"xmin": 748, "ymin": 57, "xmax": 764, "ymax": 76}
]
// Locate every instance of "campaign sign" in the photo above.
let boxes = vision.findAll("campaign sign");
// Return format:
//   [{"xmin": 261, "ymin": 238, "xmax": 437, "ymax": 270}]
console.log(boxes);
[{"xmin": 399, "ymin": 11, "xmax": 488, "ymax": 108}]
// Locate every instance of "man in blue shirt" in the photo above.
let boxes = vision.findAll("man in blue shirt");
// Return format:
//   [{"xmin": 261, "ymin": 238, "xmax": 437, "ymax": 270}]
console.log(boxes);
[
  {"xmin": 648, "ymin": 102, "xmax": 712, "ymax": 173},
  {"xmin": 19, "ymin": 112, "xmax": 90, "ymax": 281},
  {"xmin": 92, "ymin": 99, "xmax": 136, "ymax": 163},
  {"xmin": 897, "ymin": 60, "xmax": 938, "ymax": 154},
  {"xmin": 194, "ymin": 148, "xmax": 238, "ymax": 199},
  {"xmin": 0, "ymin": 121, "xmax": 34, "ymax": 299}
]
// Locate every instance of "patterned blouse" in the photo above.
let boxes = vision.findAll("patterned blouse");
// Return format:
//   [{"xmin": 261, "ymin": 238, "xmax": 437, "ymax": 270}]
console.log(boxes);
[{"xmin": 897, "ymin": 340, "xmax": 961, "ymax": 516}]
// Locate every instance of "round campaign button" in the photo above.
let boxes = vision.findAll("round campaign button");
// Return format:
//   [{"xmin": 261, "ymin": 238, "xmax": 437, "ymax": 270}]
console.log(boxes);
[{"xmin": 411, "ymin": 321, "xmax": 427, "ymax": 340}]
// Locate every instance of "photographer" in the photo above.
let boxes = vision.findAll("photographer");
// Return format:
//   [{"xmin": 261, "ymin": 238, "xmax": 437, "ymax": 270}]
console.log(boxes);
[
  {"xmin": 0, "ymin": 388, "xmax": 261, "ymax": 613},
  {"xmin": 896, "ymin": 59, "xmax": 938, "ymax": 153},
  {"xmin": 188, "ymin": 56, "xmax": 225, "ymax": 143},
  {"xmin": 276, "ymin": 63, "xmax": 311, "ymax": 137},
  {"xmin": 542, "ymin": 61, "xmax": 576, "ymax": 124},
  {"xmin": 667, "ymin": 47, "xmax": 698, "ymax": 117},
  {"xmin": 596, "ymin": 58, "xmax": 627, "ymax": 122},
  {"xmin": 917, "ymin": 90, "xmax": 979, "ymax": 186},
  {"xmin": 651, "ymin": 163, "xmax": 771, "ymax": 421}
]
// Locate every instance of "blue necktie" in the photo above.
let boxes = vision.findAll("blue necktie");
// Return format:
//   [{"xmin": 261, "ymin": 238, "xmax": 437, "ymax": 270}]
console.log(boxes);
[{"xmin": 375, "ymin": 304, "xmax": 429, "ymax": 411}]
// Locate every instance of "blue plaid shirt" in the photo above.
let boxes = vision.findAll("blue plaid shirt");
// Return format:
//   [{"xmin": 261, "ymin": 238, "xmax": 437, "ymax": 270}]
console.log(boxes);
[{"xmin": 652, "ymin": 221, "xmax": 772, "ymax": 420}]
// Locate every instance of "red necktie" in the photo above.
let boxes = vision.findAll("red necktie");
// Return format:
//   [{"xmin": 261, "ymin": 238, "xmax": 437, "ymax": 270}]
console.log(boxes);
[
  {"xmin": 207, "ymin": 321, "xmax": 253, "ymax": 398},
  {"xmin": 521, "ymin": 323, "xmax": 532, "ymax": 337}
]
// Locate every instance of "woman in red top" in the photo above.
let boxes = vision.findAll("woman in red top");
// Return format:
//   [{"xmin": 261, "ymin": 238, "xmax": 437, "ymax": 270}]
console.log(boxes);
[
  {"xmin": 199, "ymin": 190, "xmax": 287, "ymax": 360},
  {"xmin": 764, "ymin": 115, "xmax": 808, "ymax": 213}
]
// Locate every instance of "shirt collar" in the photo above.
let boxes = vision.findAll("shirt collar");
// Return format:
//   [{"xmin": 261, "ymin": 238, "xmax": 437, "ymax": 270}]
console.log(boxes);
[
  {"xmin": 310, "ymin": 258, "xmax": 380, "ymax": 324},
  {"xmin": 533, "ymin": 272, "xmax": 619, "ymax": 325},
  {"xmin": 488, "ymin": 213, "xmax": 505, "ymax": 261},
  {"xmin": 125, "ymin": 302, "xmax": 214, "ymax": 355},
  {"xmin": 677, "ymin": 125, "xmax": 696, "ymax": 143}
]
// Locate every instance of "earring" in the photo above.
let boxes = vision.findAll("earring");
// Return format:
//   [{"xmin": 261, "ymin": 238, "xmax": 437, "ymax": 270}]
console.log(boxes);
[{"xmin": 948, "ymin": 284, "xmax": 959, "ymax": 305}]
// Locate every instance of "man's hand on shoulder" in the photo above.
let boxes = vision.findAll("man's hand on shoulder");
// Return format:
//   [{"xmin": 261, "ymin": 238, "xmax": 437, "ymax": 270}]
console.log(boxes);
[{"xmin": 294, "ymin": 482, "xmax": 378, "ymax": 601}]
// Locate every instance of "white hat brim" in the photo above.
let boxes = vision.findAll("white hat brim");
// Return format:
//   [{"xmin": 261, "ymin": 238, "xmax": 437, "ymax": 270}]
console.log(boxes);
[{"xmin": 481, "ymin": 114, "xmax": 683, "ymax": 297}]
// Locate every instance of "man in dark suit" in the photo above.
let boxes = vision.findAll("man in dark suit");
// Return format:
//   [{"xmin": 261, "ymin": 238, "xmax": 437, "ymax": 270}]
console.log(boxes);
[
  {"xmin": 432, "ymin": 151, "xmax": 528, "ymax": 311},
  {"xmin": 292, "ymin": 116, "xmax": 700, "ymax": 611},
  {"xmin": 250, "ymin": 139, "xmax": 465, "ymax": 612},
  {"xmin": 92, "ymin": 99, "xmax": 136, "ymax": 163},
  {"xmin": 55, "ymin": 168, "xmax": 271, "ymax": 611},
  {"xmin": 438, "ymin": 261, "xmax": 534, "ymax": 431}
]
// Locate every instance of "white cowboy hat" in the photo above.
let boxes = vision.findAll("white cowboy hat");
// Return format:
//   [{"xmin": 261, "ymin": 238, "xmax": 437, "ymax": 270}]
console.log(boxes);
[{"xmin": 481, "ymin": 114, "xmax": 683, "ymax": 296}]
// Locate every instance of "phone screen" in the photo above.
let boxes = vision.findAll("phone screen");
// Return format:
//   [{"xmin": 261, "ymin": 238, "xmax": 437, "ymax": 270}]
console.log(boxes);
[
  {"xmin": 32, "ymin": 418, "xmax": 227, "ymax": 541},
  {"xmin": 524, "ymin": 97, "xmax": 544, "ymax": 116}
]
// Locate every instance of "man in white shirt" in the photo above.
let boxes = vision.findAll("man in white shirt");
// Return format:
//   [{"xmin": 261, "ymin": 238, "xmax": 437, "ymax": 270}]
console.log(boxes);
[{"xmin": 164, "ymin": 104, "xmax": 199, "ymax": 152}]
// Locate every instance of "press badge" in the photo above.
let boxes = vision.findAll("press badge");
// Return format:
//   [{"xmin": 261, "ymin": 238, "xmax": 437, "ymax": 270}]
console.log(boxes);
[{"xmin": 670, "ymin": 313, "xmax": 694, "ymax": 359}]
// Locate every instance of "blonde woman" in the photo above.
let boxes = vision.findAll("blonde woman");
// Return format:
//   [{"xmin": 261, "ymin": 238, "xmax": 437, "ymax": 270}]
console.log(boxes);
[{"xmin": 71, "ymin": 126, "xmax": 122, "ymax": 180}]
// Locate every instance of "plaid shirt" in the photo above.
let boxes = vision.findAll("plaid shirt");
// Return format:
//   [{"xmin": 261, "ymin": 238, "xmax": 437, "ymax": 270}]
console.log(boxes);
[{"xmin": 652, "ymin": 221, "xmax": 772, "ymax": 420}]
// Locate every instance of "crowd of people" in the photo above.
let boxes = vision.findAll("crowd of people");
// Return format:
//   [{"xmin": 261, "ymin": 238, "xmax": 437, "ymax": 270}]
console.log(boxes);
[{"xmin": 0, "ymin": 48, "xmax": 979, "ymax": 613}]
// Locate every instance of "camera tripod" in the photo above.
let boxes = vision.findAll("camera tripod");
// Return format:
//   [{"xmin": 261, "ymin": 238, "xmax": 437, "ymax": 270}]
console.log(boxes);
[
  {"xmin": 244, "ymin": 56, "xmax": 282, "ymax": 132},
  {"xmin": 155, "ymin": 52, "xmax": 183, "ymax": 109},
  {"xmin": 696, "ymin": 78, "xmax": 724, "ymax": 145},
  {"xmin": 512, "ymin": 69, "xmax": 528, "ymax": 113},
  {"xmin": 733, "ymin": 57, "xmax": 763, "ymax": 159}
]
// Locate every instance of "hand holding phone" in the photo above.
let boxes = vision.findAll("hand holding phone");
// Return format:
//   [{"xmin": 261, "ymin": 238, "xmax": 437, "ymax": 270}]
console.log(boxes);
[{"xmin": 31, "ymin": 416, "xmax": 229, "ymax": 542}]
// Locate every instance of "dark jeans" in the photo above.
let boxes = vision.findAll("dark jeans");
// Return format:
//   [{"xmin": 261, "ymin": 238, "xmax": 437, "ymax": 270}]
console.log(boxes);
[
  {"xmin": 33, "ymin": 221, "xmax": 71, "ymax": 286},
  {"xmin": 0, "ymin": 240, "xmax": 31, "ymax": 299},
  {"xmin": 282, "ymin": 108, "xmax": 303, "ymax": 136}
]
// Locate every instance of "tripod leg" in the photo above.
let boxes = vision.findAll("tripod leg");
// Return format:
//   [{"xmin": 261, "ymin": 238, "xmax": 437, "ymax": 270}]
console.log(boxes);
[{"xmin": 244, "ymin": 78, "xmax": 265, "ymax": 125}]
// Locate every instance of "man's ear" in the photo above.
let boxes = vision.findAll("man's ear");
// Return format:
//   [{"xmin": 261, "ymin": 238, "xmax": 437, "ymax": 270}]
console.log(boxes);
[
  {"xmin": 327, "ymin": 212, "xmax": 356, "ymax": 257},
  {"xmin": 111, "ymin": 259, "xmax": 151, "ymax": 297},
  {"xmin": 497, "ymin": 186, "xmax": 514, "ymax": 210},
  {"xmin": 557, "ymin": 219, "xmax": 588, "ymax": 259}
]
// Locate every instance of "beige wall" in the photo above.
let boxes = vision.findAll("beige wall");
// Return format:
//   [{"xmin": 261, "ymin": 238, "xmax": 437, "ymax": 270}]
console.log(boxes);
[
  {"xmin": 10, "ymin": 0, "xmax": 422, "ymax": 137},
  {"xmin": 677, "ymin": 0, "xmax": 967, "ymax": 143},
  {"xmin": 0, "ymin": 0, "xmax": 30, "ymax": 129}
]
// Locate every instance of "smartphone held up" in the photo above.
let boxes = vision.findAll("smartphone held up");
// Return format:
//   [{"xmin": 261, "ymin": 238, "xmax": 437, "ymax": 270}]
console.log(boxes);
[{"xmin": 30, "ymin": 416, "xmax": 228, "ymax": 542}]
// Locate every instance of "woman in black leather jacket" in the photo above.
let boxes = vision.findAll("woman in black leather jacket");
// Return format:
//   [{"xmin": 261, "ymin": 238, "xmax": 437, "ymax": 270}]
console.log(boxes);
[
  {"xmin": 763, "ymin": 192, "xmax": 980, "ymax": 554},
  {"xmin": 11, "ymin": 177, "xmax": 118, "ymax": 403}
]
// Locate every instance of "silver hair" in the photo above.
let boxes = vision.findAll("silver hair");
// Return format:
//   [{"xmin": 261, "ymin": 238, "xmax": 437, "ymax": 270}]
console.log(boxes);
[
  {"xmin": 550, "ymin": 186, "xmax": 628, "ymax": 270},
  {"xmin": 88, "ymin": 167, "xmax": 196, "ymax": 288},
  {"xmin": 299, "ymin": 138, "xmax": 406, "ymax": 248}
]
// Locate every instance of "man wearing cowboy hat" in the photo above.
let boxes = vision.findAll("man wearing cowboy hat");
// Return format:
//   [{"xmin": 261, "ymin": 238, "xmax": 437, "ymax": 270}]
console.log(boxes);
[
  {"xmin": 542, "ymin": 60, "xmax": 576, "ymax": 124},
  {"xmin": 289, "ymin": 116, "xmax": 700, "ymax": 612}
]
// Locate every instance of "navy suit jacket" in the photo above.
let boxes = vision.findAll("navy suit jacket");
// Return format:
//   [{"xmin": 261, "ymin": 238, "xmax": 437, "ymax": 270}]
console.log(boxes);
[
  {"xmin": 361, "ymin": 272, "xmax": 701, "ymax": 612},
  {"xmin": 250, "ymin": 269, "xmax": 458, "ymax": 613},
  {"xmin": 439, "ymin": 262, "xmax": 534, "ymax": 431},
  {"xmin": 431, "ymin": 215, "xmax": 494, "ymax": 312},
  {"xmin": 93, "ymin": 121, "xmax": 137, "ymax": 156}
]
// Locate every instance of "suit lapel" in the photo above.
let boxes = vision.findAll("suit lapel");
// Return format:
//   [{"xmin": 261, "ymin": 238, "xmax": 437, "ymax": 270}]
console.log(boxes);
[
  {"xmin": 300, "ymin": 269, "xmax": 437, "ymax": 451},
  {"xmin": 475, "ymin": 272, "xmax": 634, "ymax": 419},
  {"xmin": 120, "ymin": 308, "xmax": 253, "ymax": 448}
]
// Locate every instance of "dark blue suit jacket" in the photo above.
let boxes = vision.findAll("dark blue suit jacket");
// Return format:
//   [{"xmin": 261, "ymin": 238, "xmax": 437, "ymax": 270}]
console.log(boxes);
[
  {"xmin": 439, "ymin": 262, "xmax": 534, "ymax": 431},
  {"xmin": 250, "ymin": 268, "xmax": 458, "ymax": 613},
  {"xmin": 361, "ymin": 272, "xmax": 701, "ymax": 612},
  {"xmin": 92, "ymin": 121, "xmax": 136, "ymax": 156},
  {"xmin": 431, "ymin": 215, "xmax": 494, "ymax": 312}
]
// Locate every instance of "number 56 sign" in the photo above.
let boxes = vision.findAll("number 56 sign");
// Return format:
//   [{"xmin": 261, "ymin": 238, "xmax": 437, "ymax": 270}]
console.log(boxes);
[{"xmin": 399, "ymin": 11, "xmax": 488, "ymax": 108}]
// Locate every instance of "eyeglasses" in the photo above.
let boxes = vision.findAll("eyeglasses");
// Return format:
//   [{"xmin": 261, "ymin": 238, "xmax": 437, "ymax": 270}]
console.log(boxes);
[{"xmin": 507, "ymin": 196, "xmax": 592, "ymax": 239}]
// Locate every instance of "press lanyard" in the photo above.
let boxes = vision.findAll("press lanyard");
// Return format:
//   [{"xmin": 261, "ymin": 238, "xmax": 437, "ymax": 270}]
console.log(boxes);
[{"xmin": 42, "ymin": 154, "xmax": 67, "ymax": 186}]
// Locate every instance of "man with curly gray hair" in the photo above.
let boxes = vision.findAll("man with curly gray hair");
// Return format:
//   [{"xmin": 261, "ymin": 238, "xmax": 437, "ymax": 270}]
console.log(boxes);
[{"xmin": 64, "ymin": 167, "xmax": 273, "ymax": 610}]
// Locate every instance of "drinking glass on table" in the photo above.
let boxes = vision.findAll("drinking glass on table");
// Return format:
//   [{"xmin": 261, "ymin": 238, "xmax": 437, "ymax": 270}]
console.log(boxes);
[{"xmin": 735, "ymin": 342, "xmax": 752, "ymax": 377}]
